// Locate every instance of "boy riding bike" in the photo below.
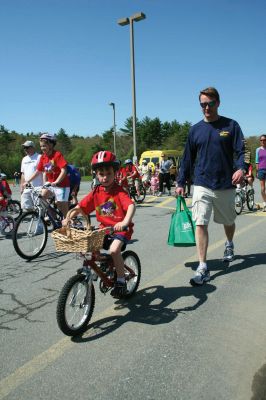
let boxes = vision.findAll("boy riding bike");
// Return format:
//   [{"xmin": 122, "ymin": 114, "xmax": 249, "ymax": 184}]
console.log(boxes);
[{"xmin": 65, "ymin": 151, "xmax": 135, "ymax": 298}]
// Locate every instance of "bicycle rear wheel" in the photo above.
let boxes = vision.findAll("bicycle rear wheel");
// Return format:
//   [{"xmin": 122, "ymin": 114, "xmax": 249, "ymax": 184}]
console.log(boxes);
[
  {"xmin": 234, "ymin": 193, "xmax": 243, "ymax": 215},
  {"xmin": 13, "ymin": 211, "xmax": 48, "ymax": 260},
  {"xmin": 247, "ymin": 189, "xmax": 255, "ymax": 211},
  {"xmin": 123, "ymin": 250, "xmax": 141, "ymax": 297},
  {"xmin": 133, "ymin": 185, "xmax": 146, "ymax": 204},
  {"xmin": 7, "ymin": 200, "xmax": 22, "ymax": 220},
  {"xmin": 56, "ymin": 274, "xmax": 95, "ymax": 336}
]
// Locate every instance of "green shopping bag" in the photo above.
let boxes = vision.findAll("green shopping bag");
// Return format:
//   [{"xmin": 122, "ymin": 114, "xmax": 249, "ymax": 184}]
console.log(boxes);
[{"xmin": 167, "ymin": 196, "xmax": 196, "ymax": 247}]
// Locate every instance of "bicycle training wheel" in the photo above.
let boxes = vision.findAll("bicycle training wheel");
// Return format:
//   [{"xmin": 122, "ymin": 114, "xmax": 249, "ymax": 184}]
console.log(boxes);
[
  {"xmin": 133, "ymin": 186, "xmax": 146, "ymax": 204},
  {"xmin": 247, "ymin": 189, "xmax": 255, "ymax": 211},
  {"xmin": 234, "ymin": 193, "xmax": 243, "ymax": 215},
  {"xmin": 1, "ymin": 216, "xmax": 15, "ymax": 236},
  {"xmin": 7, "ymin": 200, "xmax": 22, "ymax": 220},
  {"xmin": 13, "ymin": 211, "xmax": 48, "ymax": 260},
  {"xmin": 56, "ymin": 274, "xmax": 95, "ymax": 336},
  {"xmin": 123, "ymin": 250, "xmax": 141, "ymax": 297}
]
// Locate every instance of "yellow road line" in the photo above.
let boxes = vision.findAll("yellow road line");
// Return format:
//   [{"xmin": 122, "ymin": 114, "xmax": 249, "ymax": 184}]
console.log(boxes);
[{"xmin": 0, "ymin": 217, "xmax": 264, "ymax": 399}]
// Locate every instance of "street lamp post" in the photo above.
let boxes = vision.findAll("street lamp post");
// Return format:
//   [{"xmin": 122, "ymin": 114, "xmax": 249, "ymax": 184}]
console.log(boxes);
[
  {"xmin": 117, "ymin": 12, "xmax": 146, "ymax": 162},
  {"xmin": 109, "ymin": 102, "xmax": 117, "ymax": 155}
]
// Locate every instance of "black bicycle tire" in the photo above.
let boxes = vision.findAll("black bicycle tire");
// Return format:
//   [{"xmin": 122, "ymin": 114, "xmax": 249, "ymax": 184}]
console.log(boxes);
[
  {"xmin": 247, "ymin": 190, "xmax": 255, "ymax": 211},
  {"xmin": 56, "ymin": 274, "xmax": 95, "ymax": 336},
  {"xmin": 234, "ymin": 193, "xmax": 243, "ymax": 215},
  {"xmin": 123, "ymin": 250, "xmax": 141, "ymax": 298},
  {"xmin": 7, "ymin": 200, "xmax": 22, "ymax": 220},
  {"xmin": 12, "ymin": 211, "xmax": 48, "ymax": 260}
]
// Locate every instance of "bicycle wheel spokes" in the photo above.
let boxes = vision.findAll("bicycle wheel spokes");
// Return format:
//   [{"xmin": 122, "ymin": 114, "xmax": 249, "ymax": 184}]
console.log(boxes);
[
  {"xmin": 65, "ymin": 281, "xmax": 91, "ymax": 328},
  {"xmin": 7, "ymin": 200, "xmax": 22, "ymax": 220},
  {"xmin": 13, "ymin": 211, "xmax": 47, "ymax": 260},
  {"xmin": 234, "ymin": 193, "xmax": 243, "ymax": 215},
  {"xmin": 123, "ymin": 250, "xmax": 141, "ymax": 297}
]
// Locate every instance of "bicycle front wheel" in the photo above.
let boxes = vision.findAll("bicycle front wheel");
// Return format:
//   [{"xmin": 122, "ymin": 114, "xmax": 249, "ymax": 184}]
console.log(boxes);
[
  {"xmin": 234, "ymin": 193, "xmax": 243, "ymax": 215},
  {"xmin": 13, "ymin": 211, "xmax": 48, "ymax": 260},
  {"xmin": 247, "ymin": 189, "xmax": 255, "ymax": 211},
  {"xmin": 123, "ymin": 250, "xmax": 141, "ymax": 297},
  {"xmin": 7, "ymin": 200, "xmax": 22, "ymax": 220},
  {"xmin": 56, "ymin": 274, "xmax": 95, "ymax": 336}
]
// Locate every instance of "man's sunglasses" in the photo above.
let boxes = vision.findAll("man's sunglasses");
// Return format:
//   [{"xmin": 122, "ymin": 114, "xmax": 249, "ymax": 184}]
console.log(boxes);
[
  {"xmin": 260, "ymin": 139, "xmax": 266, "ymax": 142},
  {"xmin": 23, "ymin": 146, "xmax": 31, "ymax": 149},
  {"xmin": 200, "ymin": 100, "xmax": 216, "ymax": 109}
]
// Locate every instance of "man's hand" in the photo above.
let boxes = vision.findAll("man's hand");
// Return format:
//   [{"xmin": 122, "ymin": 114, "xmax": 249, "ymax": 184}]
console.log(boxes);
[
  {"xmin": 232, "ymin": 169, "xmax": 244, "ymax": 185},
  {"xmin": 175, "ymin": 186, "xmax": 185, "ymax": 197}
]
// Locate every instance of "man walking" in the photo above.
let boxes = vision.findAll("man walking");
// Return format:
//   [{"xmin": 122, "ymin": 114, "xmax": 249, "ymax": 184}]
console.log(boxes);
[
  {"xmin": 20, "ymin": 141, "xmax": 43, "ymax": 210},
  {"xmin": 158, "ymin": 154, "xmax": 173, "ymax": 196},
  {"xmin": 175, "ymin": 87, "xmax": 245, "ymax": 286}
]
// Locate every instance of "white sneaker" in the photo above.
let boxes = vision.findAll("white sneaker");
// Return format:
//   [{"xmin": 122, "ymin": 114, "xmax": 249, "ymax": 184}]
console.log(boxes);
[
  {"xmin": 157, "ymin": 192, "xmax": 162, "ymax": 197},
  {"xmin": 190, "ymin": 267, "xmax": 210, "ymax": 286}
]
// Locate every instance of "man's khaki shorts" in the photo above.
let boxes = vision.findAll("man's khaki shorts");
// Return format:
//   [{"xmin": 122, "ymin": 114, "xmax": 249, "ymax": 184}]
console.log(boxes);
[{"xmin": 192, "ymin": 186, "xmax": 236, "ymax": 226}]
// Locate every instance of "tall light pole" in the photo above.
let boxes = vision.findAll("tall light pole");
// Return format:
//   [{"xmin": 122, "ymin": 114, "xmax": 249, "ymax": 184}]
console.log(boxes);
[
  {"xmin": 109, "ymin": 102, "xmax": 117, "ymax": 155},
  {"xmin": 117, "ymin": 12, "xmax": 146, "ymax": 162}
]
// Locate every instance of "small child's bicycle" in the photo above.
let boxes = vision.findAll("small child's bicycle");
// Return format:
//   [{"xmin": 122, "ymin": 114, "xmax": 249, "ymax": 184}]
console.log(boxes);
[{"xmin": 52, "ymin": 225, "xmax": 141, "ymax": 337}]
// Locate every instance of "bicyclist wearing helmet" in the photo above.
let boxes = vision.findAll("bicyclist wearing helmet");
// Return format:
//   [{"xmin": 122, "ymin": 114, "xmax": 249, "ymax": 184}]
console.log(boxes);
[
  {"xmin": 120, "ymin": 158, "xmax": 140, "ymax": 193},
  {"xmin": 25, "ymin": 133, "xmax": 70, "ymax": 217},
  {"xmin": 66, "ymin": 150, "xmax": 135, "ymax": 298}
]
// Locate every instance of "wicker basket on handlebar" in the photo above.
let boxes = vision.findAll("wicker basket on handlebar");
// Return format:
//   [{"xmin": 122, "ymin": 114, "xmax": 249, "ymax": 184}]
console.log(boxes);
[{"xmin": 51, "ymin": 210, "xmax": 106, "ymax": 253}]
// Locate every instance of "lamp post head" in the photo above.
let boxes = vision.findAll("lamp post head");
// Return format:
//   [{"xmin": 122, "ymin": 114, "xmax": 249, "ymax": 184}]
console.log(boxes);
[
  {"xmin": 131, "ymin": 12, "xmax": 146, "ymax": 22},
  {"xmin": 117, "ymin": 17, "xmax": 130, "ymax": 26},
  {"xmin": 109, "ymin": 102, "xmax": 115, "ymax": 108}
]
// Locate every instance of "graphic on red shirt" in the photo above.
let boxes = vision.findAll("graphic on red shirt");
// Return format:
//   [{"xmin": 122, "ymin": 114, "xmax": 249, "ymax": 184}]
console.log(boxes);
[{"xmin": 79, "ymin": 183, "xmax": 134, "ymax": 239}]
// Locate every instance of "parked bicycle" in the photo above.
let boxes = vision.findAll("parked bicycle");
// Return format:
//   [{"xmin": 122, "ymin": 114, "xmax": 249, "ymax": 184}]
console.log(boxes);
[
  {"xmin": 12, "ymin": 183, "xmax": 63, "ymax": 260},
  {"xmin": 53, "ymin": 225, "xmax": 141, "ymax": 337},
  {"xmin": 234, "ymin": 181, "xmax": 255, "ymax": 215}
]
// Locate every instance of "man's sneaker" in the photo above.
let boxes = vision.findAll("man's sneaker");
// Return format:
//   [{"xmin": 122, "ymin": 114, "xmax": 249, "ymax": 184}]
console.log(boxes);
[
  {"xmin": 157, "ymin": 192, "xmax": 162, "ymax": 197},
  {"xmin": 190, "ymin": 268, "xmax": 210, "ymax": 286},
  {"xmin": 223, "ymin": 245, "xmax": 234, "ymax": 262},
  {"xmin": 110, "ymin": 281, "xmax": 127, "ymax": 298},
  {"xmin": 263, "ymin": 206, "xmax": 266, "ymax": 212},
  {"xmin": 168, "ymin": 191, "xmax": 171, "ymax": 196}
]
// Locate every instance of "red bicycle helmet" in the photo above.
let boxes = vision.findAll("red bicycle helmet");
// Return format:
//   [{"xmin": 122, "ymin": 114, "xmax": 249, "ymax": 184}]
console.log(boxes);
[{"xmin": 91, "ymin": 151, "xmax": 119, "ymax": 170}]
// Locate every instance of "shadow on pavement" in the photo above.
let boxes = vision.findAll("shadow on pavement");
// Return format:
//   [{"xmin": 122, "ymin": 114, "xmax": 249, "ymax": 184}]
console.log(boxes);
[
  {"xmin": 185, "ymin": 252, "xmax": 266, "ymax": 282},
  {"xmin": 72, "ymin": 283, "xmax": 216, "ymax": 343}
]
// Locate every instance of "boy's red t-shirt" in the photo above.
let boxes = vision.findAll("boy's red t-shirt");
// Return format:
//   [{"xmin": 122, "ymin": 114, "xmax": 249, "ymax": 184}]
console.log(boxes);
[
  {"xmin": 37, "ymin": 151, "xmax": 70, "ymax": 187},
  {"xmin": 79, "ymin": 183, "xmax": 134, "ymax": 240}
]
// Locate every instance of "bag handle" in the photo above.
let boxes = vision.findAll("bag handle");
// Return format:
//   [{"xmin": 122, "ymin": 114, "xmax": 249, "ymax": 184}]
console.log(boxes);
[{"xmin": 176, "ymin": 196, "xmax": 190, "ymax": 213}]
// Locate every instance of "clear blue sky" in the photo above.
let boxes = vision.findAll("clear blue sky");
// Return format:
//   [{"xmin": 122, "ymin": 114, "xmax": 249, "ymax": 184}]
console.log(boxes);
[{"xmin": 1, "ymin": 0, "xmax": 266, "ymax": 138}]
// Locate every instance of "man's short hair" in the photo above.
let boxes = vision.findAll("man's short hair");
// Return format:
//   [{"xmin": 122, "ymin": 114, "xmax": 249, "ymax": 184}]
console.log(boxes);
[{"xmin": 199, "ymin": 87, "xmax": 220, "ymax": 103}]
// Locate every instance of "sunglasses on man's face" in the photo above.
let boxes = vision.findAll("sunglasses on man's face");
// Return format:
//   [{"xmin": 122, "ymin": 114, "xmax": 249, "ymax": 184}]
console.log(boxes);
[
  {"xmin": 260, "ymin": 139, "xmax": 266, "ymax": 142},
  {"xmin": 200, "ymin": 100, "xmax": 216, "ymax": 109}
]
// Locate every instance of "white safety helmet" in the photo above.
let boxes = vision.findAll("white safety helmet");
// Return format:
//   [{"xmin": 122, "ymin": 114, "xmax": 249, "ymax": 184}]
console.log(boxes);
[{"xmin": 40, "ymin": 133, "xmax": 57, "ymax": 144}]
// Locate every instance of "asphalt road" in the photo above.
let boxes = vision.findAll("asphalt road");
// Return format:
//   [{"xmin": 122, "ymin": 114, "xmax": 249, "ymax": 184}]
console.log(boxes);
[{"xmin": 0, "ymin": 181, "xmax": 266, "ymax": 400}]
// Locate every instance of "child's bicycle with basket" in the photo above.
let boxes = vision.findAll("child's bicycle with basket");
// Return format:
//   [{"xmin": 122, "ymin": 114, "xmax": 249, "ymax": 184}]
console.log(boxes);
[{"xmin": 51, "ymin": 217, "xmax": 141, "ymax": 337}]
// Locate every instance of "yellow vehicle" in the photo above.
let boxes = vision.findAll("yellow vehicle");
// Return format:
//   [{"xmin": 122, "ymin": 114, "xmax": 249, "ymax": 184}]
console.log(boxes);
[{"xmin": 139, "ymin": 150, "xmax": 180, "ymax": 183}]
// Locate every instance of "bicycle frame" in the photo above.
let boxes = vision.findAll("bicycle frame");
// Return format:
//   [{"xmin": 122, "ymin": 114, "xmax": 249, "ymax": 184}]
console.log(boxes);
[
  {"xmin": 30, "ymin": 185, "xmax": 62, "ymax": 229},
  {"xmin": 78, "ymin": 251, "xmax": 137, "ymax": 291}
]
